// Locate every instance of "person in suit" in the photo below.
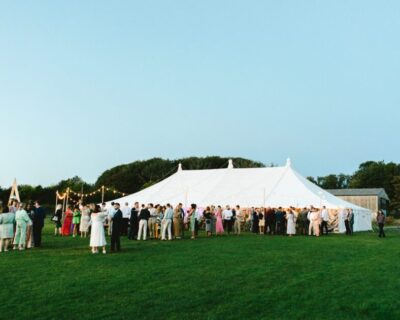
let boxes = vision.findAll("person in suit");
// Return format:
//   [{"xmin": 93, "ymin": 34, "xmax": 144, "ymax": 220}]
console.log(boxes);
[
  {"xmin": 320, "ymin": 206, "xmax": 329, "ymax": 236},
  {"xmin": 161, "ymin": 203, "xmax": 174, "ymax": 241},
  {"xmin": 137, "ymin": 204, "xmax": 150, "ymax": 240},
  {"xmin": 265, "ymin": 207, "xmax": 276, "ymax": 235},
  {"xmin": 344, "ymin": 209, "xmax": 353, "ymax": 236},
  {"xmin": 222, "ymin": 205, "xmax": 233, "ymax": 235},
  {"xmin": 251, "ymin": 209, "xmax": 259, "ymax": 233},
  {"xmin": 275, "ymin": 208, "xmax": 284, "ymax": 235},
  {"xmin": 173, "ymin": 205, "xmax": 183, "ymax": 239},
  {"xmin": 129, "ymin": 202, "xmax": 139, "ymax": 240},
  {"xmin": 178, "ymin": 203, "xmax": 185, "ymax": 239},
  {"xmin": 299, "ymin": 208, "xmax": 309, "ymax": 235},
  {"xmin": 148, "ymin": 203, "xmax": 157, "ymax": 239},
  {"xmin": 111, "ymin": 203, "xmax": 123, "ymax": 252},
  {"xmin": 33, "ymin": 201, "xmax": 45, "ymax": 247}
]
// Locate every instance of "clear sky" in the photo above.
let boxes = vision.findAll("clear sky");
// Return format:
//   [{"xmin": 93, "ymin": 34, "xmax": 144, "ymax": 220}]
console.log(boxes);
[{"xmin": 1, "ymin": 1, "xmax": 399, "ymax": 187}]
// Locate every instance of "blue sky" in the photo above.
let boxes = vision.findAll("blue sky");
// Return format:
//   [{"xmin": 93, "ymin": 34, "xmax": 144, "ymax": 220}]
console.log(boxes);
[{"xmin": 1, "ymin": 1, "xmax": 399, "ymax": 187}]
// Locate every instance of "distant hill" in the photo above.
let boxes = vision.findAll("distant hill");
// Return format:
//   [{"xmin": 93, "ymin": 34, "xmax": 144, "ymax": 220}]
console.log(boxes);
[{"xmin": 95, "ymin": 156, "xmax": 265, "ymax": 194}]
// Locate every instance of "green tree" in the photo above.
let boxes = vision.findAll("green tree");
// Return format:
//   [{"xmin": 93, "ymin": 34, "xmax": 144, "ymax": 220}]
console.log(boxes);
[
  {"xmin": 350, "ymin": 161, "xmax": 400, "ymax": 198},
  {"xmin": 307, "ymin": 176, "xmax": 318, "ymax": 184},
  {"xmin": 390, "ymin": 176, "xmax": 400, "ymax": 212},
  {"xmin": 95, "ymin": 156, "xmax": 265, "ymax": 194},
  {"xmin": 309, "ymin": 174, "xmax": 350, "ymax": 189}
]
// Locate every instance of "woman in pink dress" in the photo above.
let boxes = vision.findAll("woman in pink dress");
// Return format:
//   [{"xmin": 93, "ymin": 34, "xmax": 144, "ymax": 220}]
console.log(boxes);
[
  {"xmin": 215, "ymin": 206, "xmax": 224, "ymax": 235},
  {"xmin": 61, "ymin": 205, "xmax": 73, "ymax": 236}
]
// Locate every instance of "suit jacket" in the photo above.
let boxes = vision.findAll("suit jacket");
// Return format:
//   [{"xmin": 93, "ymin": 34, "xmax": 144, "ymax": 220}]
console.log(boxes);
[
  {"xmin": 112, "ymin": 209, "xmax": 123, "ymax": 235},
  {"xmin": 33, "ymin": 207, "xmax": 46, "ymax": 227},
  {"xmin": 130, "ymin": 208, "xmax": 139, "ymax": 223},
  {"xmin": 265, "ymin": 209, "xmax": 275, "ymax": 223},
  {"xmin": 138, "ymin": 209, "xmax": 150, "ymax": 220}
]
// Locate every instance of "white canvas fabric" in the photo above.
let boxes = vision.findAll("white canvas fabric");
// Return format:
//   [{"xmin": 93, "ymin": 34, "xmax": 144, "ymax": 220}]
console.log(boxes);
[{"xmin": 106, "ymin": 159, "xmax": 372, "ymax": 232}]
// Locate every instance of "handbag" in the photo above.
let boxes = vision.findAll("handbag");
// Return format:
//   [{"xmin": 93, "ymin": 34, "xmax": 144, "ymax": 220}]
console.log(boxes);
[{"xmin": 52, "ymin": 215, "xmax": 59, "ymax": 222}]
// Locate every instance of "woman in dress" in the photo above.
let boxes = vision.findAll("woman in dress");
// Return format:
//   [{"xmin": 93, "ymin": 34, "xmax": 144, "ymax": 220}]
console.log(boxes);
[
  {"xmin": 215, "ymin": 206, "xmax": 224, "ymax": 235},
  {"xmin": 210, "ymin": 205, "xmax": 217, "ymax": 234},
  {"xmin": 13, "ymin": 203, "xmax": 31, "ymax": 251},
  {"xmin": 286, "ymin": 209, "xmax": 296, "ymax": 237},
  {"xmin": 0, "ymin": 206, "xmax": 15, "ymax": 252},
  {"xmin": 188, "ymin": 204, "xmax": 197, "ymax": 240},
  {"xmin": 173, "ymin": 206, "xmax": 182, "ymax": 239},
  {"xmin": 72, "ymin": 206, "xmax": 81, "ymax": 238},
  {"xmin": 183, "ymin": 207, "xmax": 189, "ymax": 232},
  {"xmin": 377, "ymin": 210, "xmax": 386, "ymax": 238},
  {"xmin": 155, "ymin": 205, "xmax": 163, "ymax": 240},
  {"xmin": 203, "ymin": 206, "xmax": 213, "ymax": 237},
  {"xmin": 89, "ymin": 204, "xmax": 107, "ymax": 254},
  {"xmin": 61, "ymin": 205, "xmax": 73, "ymax": 236},
  {"xmin": 25, "ymin": 203, "xmax": 35, "ymax": 249},
  {"xmin": 53, "ymin": 204, "xmax": 63, "ymax": 236},
  {"xmin": 79, "ymin": 204, "xmax": 91, "ymax": 238}
]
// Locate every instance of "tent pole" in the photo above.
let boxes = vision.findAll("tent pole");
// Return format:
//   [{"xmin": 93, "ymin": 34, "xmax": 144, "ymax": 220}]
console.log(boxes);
[
  {"xmin": 263, "ymin": 188, "xmax": 266, "ymax": 207},
  {"xmin": 62, "ymin": 195, "xmax": 66, "ymax": 213},
  {"xmin": 66, "ymin": 188, "xmax": 69, "ymax": 210},
  {"xmin": 55, "ymin": 191, "xmax": 58, "ymax": 213}
]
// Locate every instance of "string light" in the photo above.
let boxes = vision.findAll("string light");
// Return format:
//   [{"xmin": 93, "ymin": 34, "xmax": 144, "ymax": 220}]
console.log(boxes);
[
  {"xmin": 56, "ymin": 191, "xmax": 67, "ymax": 200},
  {"xmin": 57, "ymin": 186, "xmax": 126, "ymax": 200}
]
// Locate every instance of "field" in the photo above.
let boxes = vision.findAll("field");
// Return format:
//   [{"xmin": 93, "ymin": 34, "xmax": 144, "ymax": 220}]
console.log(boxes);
[{"xmin": 0, "ymin": 224, "xmax": 399, "ymax": 320}]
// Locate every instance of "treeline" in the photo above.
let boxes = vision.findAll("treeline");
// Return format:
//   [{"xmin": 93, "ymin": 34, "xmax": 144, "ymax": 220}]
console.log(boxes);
[
  {"xmin": 0, "ymin": 157, "xmax": 264, "ymax": 208},
  {"xmin": 1, "ymin": 158, "xmax": 399, "ymax": 212},
  {"xmin": 307, "ymin": 161, "xmax": 400, "ymax": 211}
]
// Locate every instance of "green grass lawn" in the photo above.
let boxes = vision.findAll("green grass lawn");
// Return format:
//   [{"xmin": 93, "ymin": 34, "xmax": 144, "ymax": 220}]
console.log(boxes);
[{"xmin": 0, "ymin": 224, "xmax": 399, "ymax": 320}]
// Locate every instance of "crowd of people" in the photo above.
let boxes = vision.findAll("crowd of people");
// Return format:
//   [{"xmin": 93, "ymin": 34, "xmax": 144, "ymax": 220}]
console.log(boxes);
[
  {"xmin": 53, "ymin": 202, "xmax": 361, "ymax": 254},
  {"xmin": 0, "ymin": 200, "xmax": 45, "ymax": 252},
  {"xmin": 0, "ymin": 199, "xmax": 387, "ymax": 254}
]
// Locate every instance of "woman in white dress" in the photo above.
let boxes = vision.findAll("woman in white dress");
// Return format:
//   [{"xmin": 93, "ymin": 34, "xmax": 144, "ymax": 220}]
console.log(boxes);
[
  {"xmin": 286, "ymin": 209, "xmax": 296, "ymax": 237},
  {"xmin": 89, "ymin": 204, "xmax": 107, "ymax": 254},
  {"xmin": 80, "ymin": 204, "xmax": 91, "ymax": 238}
]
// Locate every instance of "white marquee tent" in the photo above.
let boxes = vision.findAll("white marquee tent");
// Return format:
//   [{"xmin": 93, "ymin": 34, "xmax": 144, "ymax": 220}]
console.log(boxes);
[{"xmin": 106, "ymin": 159, "xmax": 372, "ymax": 232}]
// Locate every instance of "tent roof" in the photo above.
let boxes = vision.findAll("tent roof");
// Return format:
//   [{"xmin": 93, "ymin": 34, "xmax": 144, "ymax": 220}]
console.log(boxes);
[{"xmin": 106, "ymin": 159, "xmax": 370, "ymax": 212}]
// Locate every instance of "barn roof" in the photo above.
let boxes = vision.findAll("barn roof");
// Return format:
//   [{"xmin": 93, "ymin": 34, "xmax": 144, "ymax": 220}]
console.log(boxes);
[{"xmin": 326, "ymin": 188, "xmax": 390, "ymax": 200}]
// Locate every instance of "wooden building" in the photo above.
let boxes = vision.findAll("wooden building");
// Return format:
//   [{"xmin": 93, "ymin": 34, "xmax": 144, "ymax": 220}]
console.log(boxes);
[{"xmin": 326, "ymin": 188, "xmax": 390, "ymax": 213}]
